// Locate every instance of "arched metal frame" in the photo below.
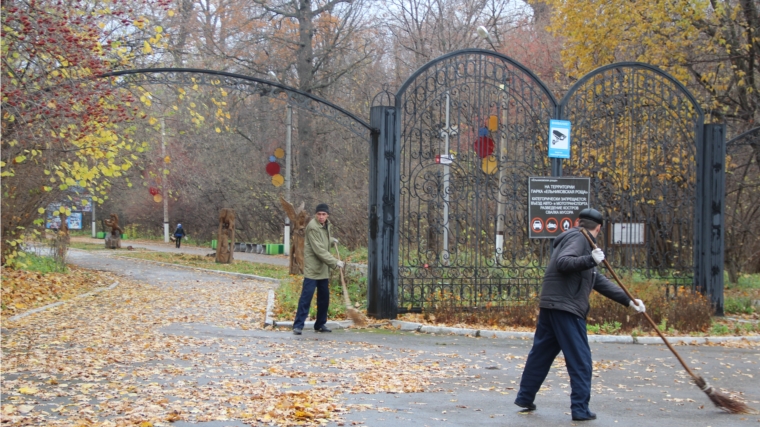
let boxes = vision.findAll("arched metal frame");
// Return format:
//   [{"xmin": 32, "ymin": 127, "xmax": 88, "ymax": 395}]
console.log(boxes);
[
  {"xmin": 393, "ymin": 49, "xmax": 558, "ymax": 312},
  {"xmin": 100, "ymin": 68, "xmax": 375, "ymax": 141},
  {"xmin": 369, "ymin": 52, "xmax": 720, "ymax": 318},
  {"xmin": 558, "ymin": 63, "xmax": 705, "ymax": 293}
]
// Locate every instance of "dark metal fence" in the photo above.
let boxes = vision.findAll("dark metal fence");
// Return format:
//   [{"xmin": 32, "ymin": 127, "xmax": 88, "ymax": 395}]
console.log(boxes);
[
  {"xmin": 388, "ymin": 52, "xmax": 708, "ymax": 315},
  {"xmin": 395, "ymin": 50, "xmax": 558, "ymax": 312},
  {"xmin": 559, "ymin": 64, "xmax": 704, "ymax": 294}
]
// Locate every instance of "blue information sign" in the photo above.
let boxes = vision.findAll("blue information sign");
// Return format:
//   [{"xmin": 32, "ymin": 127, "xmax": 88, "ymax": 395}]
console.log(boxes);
[{"xmin": 548, "ymin": 119, "xmax": 571, "ymax": 159}]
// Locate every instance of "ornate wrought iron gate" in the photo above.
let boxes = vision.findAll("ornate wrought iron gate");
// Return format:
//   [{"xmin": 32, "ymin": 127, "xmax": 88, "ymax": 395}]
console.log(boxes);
[
  {"xmin": 370, "ymin": 51, "xmax": 719, "ymax": 317},
  {"xmin": 559, "ymin": 64, "xmax": 704, "ymax": 293},
  {"xmin": 394, "ymin": 50, "xmax": 558, "ymax": 312}
]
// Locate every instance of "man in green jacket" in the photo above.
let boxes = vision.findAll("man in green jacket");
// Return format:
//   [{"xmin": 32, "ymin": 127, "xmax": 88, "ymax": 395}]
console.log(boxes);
[{"xmin": 293, "ymin": 203, "xmax": 344, "ymax": 335}]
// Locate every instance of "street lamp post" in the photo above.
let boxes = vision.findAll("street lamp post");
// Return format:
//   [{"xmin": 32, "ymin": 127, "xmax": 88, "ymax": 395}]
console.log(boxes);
[
  {"xmin": 269, "ymin": 71, "xmax": 292, "ymax": 256},
  {"xmin": 161, "ymin": 117, "xmax": 170, "ymax": 243},
  {"xmin": 477, "ymin": 26, "xmax": 507, "ymax": 256},
  {"xmin": 477, "ymin": 26, "xmax": 498, "ymax": 51}
]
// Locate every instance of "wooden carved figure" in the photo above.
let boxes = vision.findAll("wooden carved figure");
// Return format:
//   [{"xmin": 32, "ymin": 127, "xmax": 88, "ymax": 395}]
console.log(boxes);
[
  {"xmin": 104, "ymin": 214, "xmax": 122, "ymax": 249},
  {"xmin": 216, "ymin": 208, "xmax": 235, "ymax": 264},
  {"xmin": 280, "ymin": 197, "xmax": 309, "ymax": 275},
  {"xmin": 55, "ymin": 212, "xmax": 70, "ymax": 259}
]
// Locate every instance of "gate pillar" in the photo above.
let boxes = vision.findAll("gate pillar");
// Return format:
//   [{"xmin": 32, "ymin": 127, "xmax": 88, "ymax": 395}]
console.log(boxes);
[
  {"xmin": 367, "ymin": 106, "xmax": 399, "ymax": 319},
  {"xmin": 696, "ymin": 124, "xmax": 726, "ymax": 315}
]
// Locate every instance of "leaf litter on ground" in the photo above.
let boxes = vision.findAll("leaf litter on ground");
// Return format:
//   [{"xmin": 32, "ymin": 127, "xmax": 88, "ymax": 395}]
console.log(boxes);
[{"xmin": 0, "ymin": 266, "xmax": 469, "ymax": 426}]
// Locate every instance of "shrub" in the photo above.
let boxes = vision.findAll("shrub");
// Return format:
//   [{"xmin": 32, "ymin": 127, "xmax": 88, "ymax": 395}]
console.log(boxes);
[
  {"xmin": 588, "ymin": 282, "xmax": 712, "ymax": 334},
  {"xmin": 724, "ymin": 296, "xmax": 755, "ymax": 314},
  {"xmin": 428, "ymin": 280, "xmax": 713, "ymax": 334}
]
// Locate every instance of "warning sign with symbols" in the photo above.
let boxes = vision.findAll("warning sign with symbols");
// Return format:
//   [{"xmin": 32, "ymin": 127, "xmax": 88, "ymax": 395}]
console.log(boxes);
[{"xmin": 528, "ymin": 177, "xmax": 590, "ymax": 238}]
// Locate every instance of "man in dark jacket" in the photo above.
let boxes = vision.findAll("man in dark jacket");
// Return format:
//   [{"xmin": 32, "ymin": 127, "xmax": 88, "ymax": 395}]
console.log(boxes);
[
  {"xmin": 514, "ymin": 208, "xmax": 645, "ymax": 421},
  {"xmin": 292, "ymin": 203, "xmax": 344, "ymax": 335}
]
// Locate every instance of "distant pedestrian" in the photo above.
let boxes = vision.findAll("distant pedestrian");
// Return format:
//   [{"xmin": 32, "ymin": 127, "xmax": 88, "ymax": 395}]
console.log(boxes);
[
  {"xmin": 173, "ymin": 223, "xmax": 186, "ymax": 248},
  {"xmin": 514, "ymin": 208, "xmax": 646, "ymax": 421},
  {"xmin": 292, "ymin": 203, "xmax": 344, "ymax": 335}
]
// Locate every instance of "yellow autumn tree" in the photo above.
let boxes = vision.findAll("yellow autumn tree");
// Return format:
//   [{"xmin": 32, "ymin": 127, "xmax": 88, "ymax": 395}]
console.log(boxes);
[{"xmin": 541, "ymin": 0, "xmax": 758, "ymax": 129}]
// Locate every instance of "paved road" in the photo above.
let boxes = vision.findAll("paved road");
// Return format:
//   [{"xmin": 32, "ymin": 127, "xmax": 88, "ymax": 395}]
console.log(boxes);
[
  {"xmin": 3, "ymin": 250, "xmax": 758, "ymax": 426},
  {"xmin": 72, "ymin": 236, "xmax": 290, "ymax": 266}
]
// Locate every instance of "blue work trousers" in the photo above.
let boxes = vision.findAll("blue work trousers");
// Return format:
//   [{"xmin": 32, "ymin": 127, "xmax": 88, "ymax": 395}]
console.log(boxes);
[
  {"xmin": 515, "ymin": 308, "xmax": 594, "ymax": 419},
  {"xmin": 293, "ymin": 278, "xmax": 330, "ymax": 330}
]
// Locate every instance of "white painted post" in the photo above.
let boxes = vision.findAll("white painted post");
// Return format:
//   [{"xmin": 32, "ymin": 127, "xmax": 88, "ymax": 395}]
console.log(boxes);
[
  {"xmin": 439, "ymin": 93, "xmax": 457, "ymax": 261},
  {"xmin": 91, "ymin": 199, "xmax": 96, "ymax": 238},
  {"xmin": 161, "ymin": 118, "xmax": 169, "ymax": 243},
  {"xmin": 284, "ymin": 105, "xmax": 292, "ymax": 256}
]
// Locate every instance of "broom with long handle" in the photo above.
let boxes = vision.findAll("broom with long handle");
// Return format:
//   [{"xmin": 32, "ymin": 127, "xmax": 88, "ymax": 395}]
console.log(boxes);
[
  {"xmin": 580, "ymin": 228, "xmax": 756, "ymax": 414},
  {"xmin": 333, "ymin": 241, "xmax": 367, "ymax": 327}
]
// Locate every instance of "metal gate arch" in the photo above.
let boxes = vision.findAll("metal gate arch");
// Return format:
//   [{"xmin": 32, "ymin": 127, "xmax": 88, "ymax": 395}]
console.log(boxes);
[
  {"xmin": 367, "ymin": 53, "xmax": 725, "ymax": 318},
  {"xmin": 392, "ymin": 49, "xmax": 559, "ymax": 314},
  {"xmin": 557, "ymin": 62, "xmax": 705, "ymax": 295}
]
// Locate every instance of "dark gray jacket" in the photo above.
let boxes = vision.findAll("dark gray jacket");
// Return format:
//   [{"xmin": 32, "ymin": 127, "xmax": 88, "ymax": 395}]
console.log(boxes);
[{"xmin": 539, "ymin": 227, "xmax": 631, "ymax": 319}]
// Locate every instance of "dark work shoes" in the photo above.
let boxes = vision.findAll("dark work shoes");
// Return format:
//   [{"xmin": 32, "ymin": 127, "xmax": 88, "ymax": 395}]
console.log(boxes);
[
  {"xmin": 572, "ymin": 412, "xmax": 597, "ymax": 421},
  {"xmin": 514, "ymin": 401, "xmax": 536, "ymax": 412},
  {"xmin": 315, "ymin": 326, "xmax": 332, "ymax": 333},
  {"xmin": 293, "ymin": 328, "xmax": 302, "ymax": 335}
]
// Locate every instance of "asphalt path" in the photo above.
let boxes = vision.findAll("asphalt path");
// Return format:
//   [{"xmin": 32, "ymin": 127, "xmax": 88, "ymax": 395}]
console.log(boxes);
[
  {"xmin": 5, "ymin": 250, "xmax": 759, "ymax": 426},
  {"xmin": 73, "ymin": 236, "xmax": 290, "ymax": 267}
]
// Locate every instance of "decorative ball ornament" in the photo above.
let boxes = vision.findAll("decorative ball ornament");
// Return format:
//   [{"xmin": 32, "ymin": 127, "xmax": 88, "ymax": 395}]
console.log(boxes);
[
  {"xmin": 266, "ymin": 162, "xmax": 281, "ymax": 176},
  {"xmin": 269, "ymin": 155, "xmax": 277, "ymax": 163},
  {"xmin": 271, "ymin": 174, "xmax": 284, "ymax": 187},
  {"xmin": 473, "ymin": 135, "xmax": 495, "ymax": 158},
  {"xmin": 482, "ymin": 155, "xmax": 498, "ymax": 174},
  {"xmin": 274, "ymin": 148, "xmax": 285, "ymax": 158},
  {"xmin": 149, "ymin": 187, "xmax": 159, "ymax": 196},
  {"xmin": 153, "ymin": 194, "xmax": 163, "ymax": 203}
]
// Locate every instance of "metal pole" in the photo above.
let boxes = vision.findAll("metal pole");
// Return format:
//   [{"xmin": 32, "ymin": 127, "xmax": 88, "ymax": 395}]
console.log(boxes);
[
  {"xmin": 91, "ymin": 199, "xmax": 96, "ymax": 238},
  {"xmin": 161, "ymin": 118, "xmax": 169, "ymax": 243},
  {"xmin": 495, "ymin": 106, "xmax": 508, "ymax": 255},
  {"xmin": 442, "ymin": 93, "xmax": 451, "ymax": 259},
  {"xmin": 284, "ymin": 105, "xmax": 292, "ymax": 255}
]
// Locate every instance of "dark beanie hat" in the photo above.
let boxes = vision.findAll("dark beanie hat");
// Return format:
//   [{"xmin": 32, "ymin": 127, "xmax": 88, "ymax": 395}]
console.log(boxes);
[
  {"xmin": 315, "ymin": 203, "xmax": 330, "ymax": 214},
  {"xmin": 578, "ymin": 208, "xmax": 603, "ymax": 224}
]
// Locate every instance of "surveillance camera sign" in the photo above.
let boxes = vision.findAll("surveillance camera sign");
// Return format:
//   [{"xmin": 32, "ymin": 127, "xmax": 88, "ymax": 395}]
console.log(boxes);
[{"xmin": 548, "ymin": 119, "xmax": 571, "ymax": 159}]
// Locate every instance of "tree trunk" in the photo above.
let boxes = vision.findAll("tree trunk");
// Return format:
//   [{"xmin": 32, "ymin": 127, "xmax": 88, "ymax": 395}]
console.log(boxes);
[
  {"xmin": 216, "ymin": 208, "xmax": 235, "ymax": 264},
  {"xmin": 296, "ymin": 0, "xmax": 316, "ymax": 189}
]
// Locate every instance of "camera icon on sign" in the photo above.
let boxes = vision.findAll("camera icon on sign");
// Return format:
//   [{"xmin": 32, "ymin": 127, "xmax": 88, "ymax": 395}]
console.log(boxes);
[{"xmin": 552, "ymin": 130, "xmax": 566, "ymax": 145}]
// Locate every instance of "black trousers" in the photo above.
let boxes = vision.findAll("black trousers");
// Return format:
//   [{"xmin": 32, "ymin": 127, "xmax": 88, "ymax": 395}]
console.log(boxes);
[
  {"xmin": 293, "ymin": 278, "xmax": 329, "ymax": 330},
  {"xmin": 515, "ymin": 308, "xmax": 594, "ymax": 418},
  {"xmin": 175, "ymin": 237, "xmax": 182, "ymax": 248}
]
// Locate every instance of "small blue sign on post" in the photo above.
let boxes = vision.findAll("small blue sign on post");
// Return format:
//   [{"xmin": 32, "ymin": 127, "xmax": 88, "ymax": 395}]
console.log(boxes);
[{"xmin": 548, "ymin": 119, "xmax": 571, "ymax": 159}]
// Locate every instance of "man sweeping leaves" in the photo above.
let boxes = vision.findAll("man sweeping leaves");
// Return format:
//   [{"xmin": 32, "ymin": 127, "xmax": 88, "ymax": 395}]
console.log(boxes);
[
  {"xmin": 292, "ymin": 203, "xmax": 344, "ymax": 335},
  {"xmin": 514, "ymin": 208, "xmax": 645, "ymax": 421}
]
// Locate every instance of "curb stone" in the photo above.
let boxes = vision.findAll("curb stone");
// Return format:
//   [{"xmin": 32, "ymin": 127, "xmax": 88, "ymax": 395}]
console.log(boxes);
[
  {"xmin": 264, "ymin": 289, "xmax": 276, "ymax": 326},
  {"xmin": 388, "ymin": 320, "xmax": 760, "ymax": 345},
  {"xmin": 262, "ymin": 292, "xmax": 760, "ymax": 345},
  {"xmin": 7, "ymin": 281, "xmax": 120, "ymax": 322}
]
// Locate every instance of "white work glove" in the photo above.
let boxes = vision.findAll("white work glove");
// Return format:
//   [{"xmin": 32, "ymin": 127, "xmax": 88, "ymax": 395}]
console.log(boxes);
[
  {"xmin": 629, "ymin": 299, "xmax": 646, "ymax": 313},
  {"xmin": 591, "ymin": 248, "xmax": 605, "ymax": 265},
  {"xmin": 336, "ymin": 261, "xmax": 345, "ymax": 269},
  {"xmin": 332, "ymin": 237, "xmax": 339, "ymax": 244}
]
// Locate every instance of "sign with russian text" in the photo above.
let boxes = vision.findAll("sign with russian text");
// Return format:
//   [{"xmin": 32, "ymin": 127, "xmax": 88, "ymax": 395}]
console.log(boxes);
[{"xmin": 528, "ymin": 177, "xmax": 590, "ymax": 238}]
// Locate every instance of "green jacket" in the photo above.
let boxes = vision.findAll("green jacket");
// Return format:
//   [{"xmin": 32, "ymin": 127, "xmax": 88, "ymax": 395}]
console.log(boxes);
[{"xmin": 304, "ymin": 217, "xmax": 339, "ymax": 279}]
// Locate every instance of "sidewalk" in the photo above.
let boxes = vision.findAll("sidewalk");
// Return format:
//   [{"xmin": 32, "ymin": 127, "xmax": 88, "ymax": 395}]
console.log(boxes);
[{"xmin": 71, "ymin": 236, "xmax": 289, "ymax": 266}]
